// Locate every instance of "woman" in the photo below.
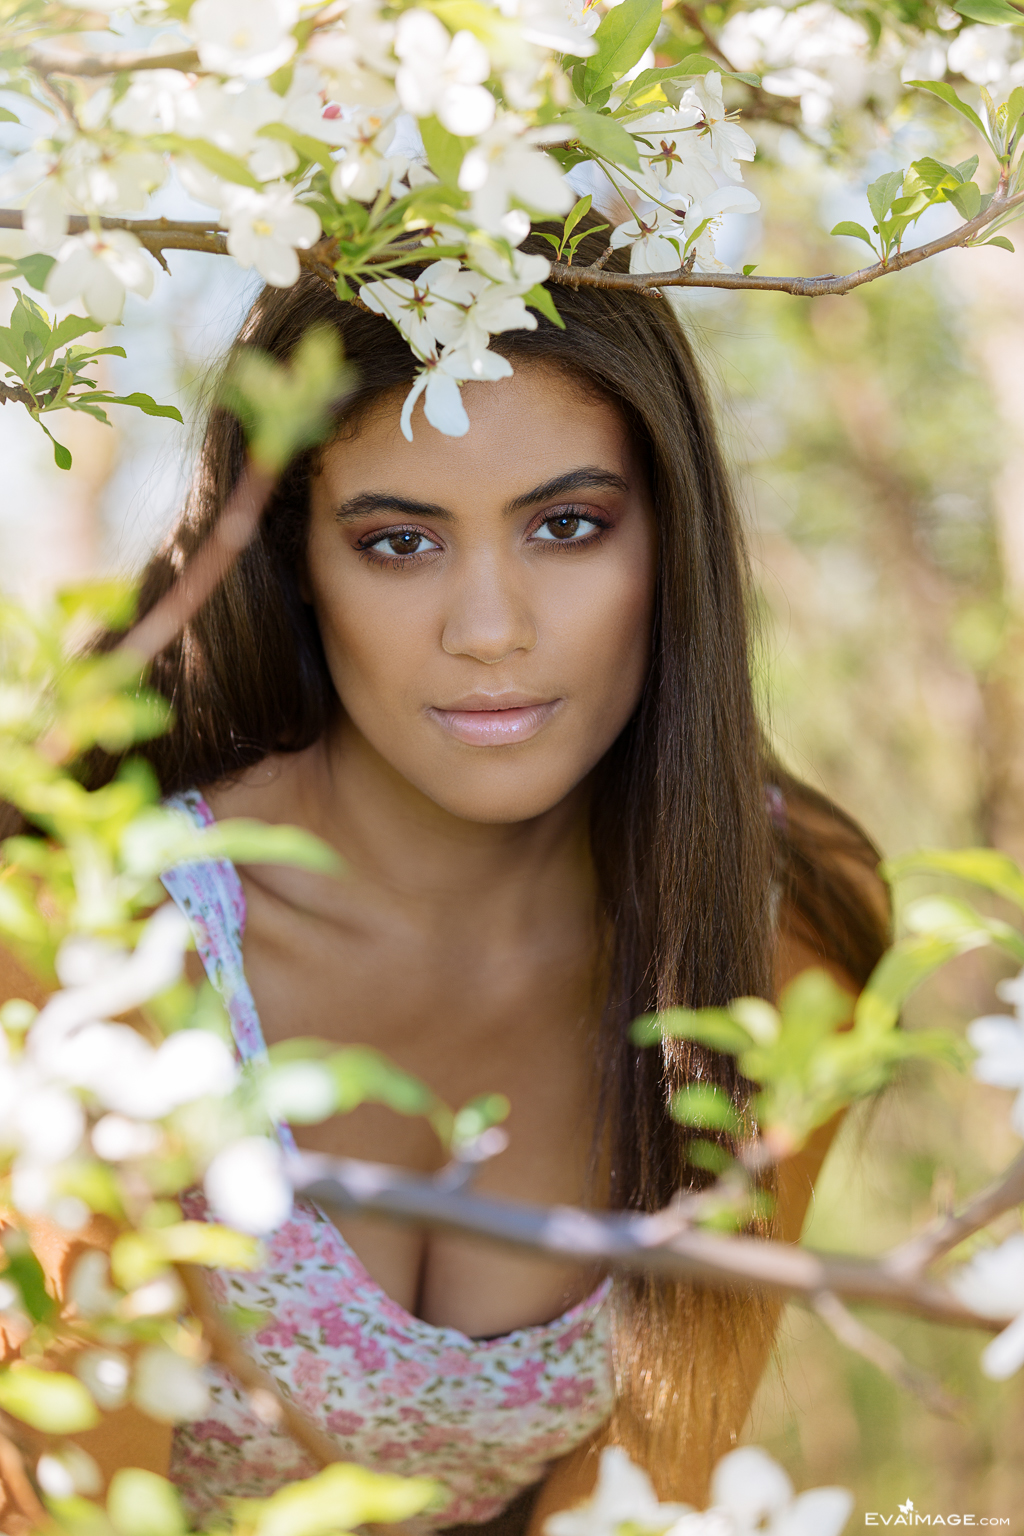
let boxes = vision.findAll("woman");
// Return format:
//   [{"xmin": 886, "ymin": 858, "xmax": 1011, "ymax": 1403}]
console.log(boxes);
[{"xmin": 0, "ymin": 222, "xmax": 888, "ymax": 1531}]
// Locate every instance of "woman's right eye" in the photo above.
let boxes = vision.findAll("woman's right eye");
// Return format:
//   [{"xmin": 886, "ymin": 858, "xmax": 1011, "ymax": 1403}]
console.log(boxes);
[{"xmin": 365, "ymin": 529, "xmax": 441, "ymax": 558}]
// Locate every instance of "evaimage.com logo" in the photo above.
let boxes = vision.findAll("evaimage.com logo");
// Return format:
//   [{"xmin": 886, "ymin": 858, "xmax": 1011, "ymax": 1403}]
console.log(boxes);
[{"xmin": 865, "ymin": 1496, "xmax": 1010, "ymax": 1526}]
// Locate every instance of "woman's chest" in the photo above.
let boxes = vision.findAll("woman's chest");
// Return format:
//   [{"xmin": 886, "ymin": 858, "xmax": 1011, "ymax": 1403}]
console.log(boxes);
[{"xmin": 227, "ymin": 877, "xmax": 605, "ymax": 1337}]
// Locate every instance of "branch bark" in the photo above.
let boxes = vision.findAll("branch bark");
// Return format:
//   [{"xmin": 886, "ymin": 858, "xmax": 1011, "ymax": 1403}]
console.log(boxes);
[
  {"xmin": 289, "ymin": 1150, "xmax": 1018, "ymax": 1332},
  {"xmin": 548, "ymin": 188, "xmax": 1024, "ymax": 297},
  {"xmin": 886, "ymin": 1145, "xmax": 1024, "ymax": 1277},
  {"xmin": 27, "ymin": 45, "xmax": 201, "ymax": 76},
  {"xmin": 117, "ymin": 458, "xmax": 276, "ymax": 665}
]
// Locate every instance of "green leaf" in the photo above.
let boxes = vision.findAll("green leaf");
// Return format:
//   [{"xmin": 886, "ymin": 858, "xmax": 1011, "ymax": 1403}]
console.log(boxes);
[
  {"xmin": 866, "ymin": 169, "xmax": 904, "ymax": 226},
  {"xmin": 1007, "ymin": 84, "xmax": 1024, "ymax": 138},
  {"xmin": 948, "ymin": 179, "xmax": 982, "ymax": 219},
  {"xmin": 953, "ymin": 0, "xmax": 1023, "ymax": 24},
  {"xmin": 830, "ymin": 221, "xmax": 878, "ymax": 254},
  {"xmin": 906, "ymin": 80, "xmax": 989, "ymax": 141},
  {"xmin": 47, "ymin": 313, "xmax": 105, "ymax": 354},
  {"xmin": 0, "ymin": 105, "xmax": 20, "ymax": 123},
  {"xmin": 562, "ymin": 194, "xmax": 593, "ymax": 243},
  {"xmin": 0, "ymin": 1365, "xmax": 100, "ymax": 1433},
  {"xmin": 631, "ymin": 1005, "xmax": 754, "ymax": 1054},
  {"xmin": 107, "ymin": 392, "xmax": 184, "ymax": 423},
  {"xmin": 248, "ymin": 1462, "xmax": 438, "ymax": 1536},
  {"xmin": 670, "ymin": 1083, "xmax": 742, "ymax": 1133},
  {"xmin": 152, "ymin": 134, "xmax": 263, "ymax": 190},
  {"xmin": 150, "ymin": 1221, "xmax": 262, "ymax": 1270},
  {"xmin": 742, "ymin": 263, "xmax": 758, "ymax": 275},
  {"xmin": 108, "ymin": 1469, "xmax": 187, "ymax": 1536},
  {"xmin": 624, "ymin": 54, "xmax": 761, "ymax": 101},
  {"xmin": 1, "ymin": 1232, "xmax": 56, "ymax": 1323},
  {"xmin": 982, "ymin": 234, "xmax": 1016, "ymax": 250},
  {"xmin": 257, "ymin": 122, "xmax": 335, "ymax": 170},
  {"xmin": 524, "ymin": 283, "xmax": 565, "ymax": 328},
  {"xmin": 582, "ymin": 0, "xmax": 663, "ymax": 101},
  {"xmin": 0, "ymin": 253, "xmax": 55, "ymax": 290},
  {"xmin": 419, "ymin": 116, "xmax": 470, "ymax": 188},
  {"xmin": 557, "ymin": 108, "xmax": 640, "ymax": 169},
  {"xmin": 883, "ymin": 846, "xmax": 1024, "ymax": 912}
]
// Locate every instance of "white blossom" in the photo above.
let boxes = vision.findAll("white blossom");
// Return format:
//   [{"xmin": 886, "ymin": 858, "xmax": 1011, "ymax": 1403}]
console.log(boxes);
[
  {"xmin": 205, "ymin": 1135, "xmax": 293, "ymax": 1234},
  {"xmin": 629, "ymin": 107, "xmax": 719, "ymax": 204},
  {"xmin": 418, "ymin": 260, "xmax": 538, "ymax": 371},
  {"xmin": 395, "ymin": 10, "xmax": 495, "ymax": 137},
  {"xmin": 133, "ymin": 1346, "xmax": 211, "ymax": 1422},
  {"xmin": 680, "ymin": 73, "xmax": 756, "ymax": 183},
  {"xmin": 306, "ymin": 5, "xmax": 399, "ymax": 109},
  {"xmin": 545, "ymin": 1446, "xmax": 692, "ymax": 1536},
  {"xmin": 330, "ymin": 108, "xmax": 407, "ymax": 202},
  {"xmin": 967, "ymin": 968, "xmax": 1024, "ymax": 1136},
  {"xmin": 36, "ymin": 1447, "xmax": 101, "ymax": 1499},
  {"xmin": 459, "ymin": 118, "xmax": 573, "ymax": 238},
  {"xmin": 611, "ymin": 186, "xmax": 759, "ymax": 277},
  {"xmin": 74, "ymin": 1348, "xmax": 131, "ymax": 1410},
  {"xmin": 189, "ymin": 0, "xmax": 299, "ymax": 81},
  {"xmin": 946, "ymin": 24, "xmax": 1020, "ymax": 87},
  {"xmin": 400, "ymin": 347, "xmax": 513, "ymax": 441},
  {"xmin": 544, "ymin": 1446, "xmax": 852, "ymax": 1536},
  {"xmin": 949, "ymin": 1235, "xmax": 1024, "ymax": 1380},
  {"xmin": 719, "ymin": 4, "xmax": 873, "ymax": 130},
  {"xmin": 223, "ymin": 183, "xmax": 322, "ymax": 286}
]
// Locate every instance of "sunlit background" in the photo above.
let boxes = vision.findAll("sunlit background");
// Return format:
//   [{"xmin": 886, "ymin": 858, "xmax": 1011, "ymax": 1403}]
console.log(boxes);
[{"xmin": 3, "ymin": 120, "xmax": 1024, "ymax": 1520}]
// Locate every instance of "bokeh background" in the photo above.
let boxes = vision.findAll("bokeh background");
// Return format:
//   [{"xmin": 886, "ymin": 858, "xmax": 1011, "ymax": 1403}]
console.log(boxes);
[{"xmin": 3, "ymin": 119, "xmax": 1024, "ymax": 1523}]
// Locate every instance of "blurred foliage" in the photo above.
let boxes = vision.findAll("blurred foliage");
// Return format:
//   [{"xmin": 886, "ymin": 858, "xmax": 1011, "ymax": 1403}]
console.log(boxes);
[{"xmin": 691, "ymin": 157, "xmax": 1024, "ymax": 1517}]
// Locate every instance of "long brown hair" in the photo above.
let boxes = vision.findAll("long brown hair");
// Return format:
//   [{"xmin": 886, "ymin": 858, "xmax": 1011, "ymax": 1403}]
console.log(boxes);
[{"xmin": 80, "ymin": 222, "xmax": 888, "ymax": 1499}]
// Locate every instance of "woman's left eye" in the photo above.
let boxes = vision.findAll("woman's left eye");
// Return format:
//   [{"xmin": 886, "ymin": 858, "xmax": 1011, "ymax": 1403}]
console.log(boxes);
[{"xmin": 532, "ymin": 513, "xmax": 603, "ymax": 543}]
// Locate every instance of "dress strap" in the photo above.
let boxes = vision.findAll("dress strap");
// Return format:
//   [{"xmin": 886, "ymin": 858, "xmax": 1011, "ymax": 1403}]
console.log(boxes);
[{"xmin": 160, "ymin": 790, "xmax": 270, "ymax": 1071}]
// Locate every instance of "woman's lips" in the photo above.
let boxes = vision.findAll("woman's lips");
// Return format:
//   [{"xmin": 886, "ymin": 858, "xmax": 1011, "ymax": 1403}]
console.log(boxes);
[{"xmin": 427, "ymin": 699, "xmax": 562, "ymax": 746}]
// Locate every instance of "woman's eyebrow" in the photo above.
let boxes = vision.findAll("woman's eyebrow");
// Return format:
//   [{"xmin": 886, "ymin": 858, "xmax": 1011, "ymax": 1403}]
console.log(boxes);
[
  {"xmin": 333, "ymin": 469, "xmax": 627, "ymax": 524},
  {"xmin": 504, "ymin": 467, "xmax": 629, "ymax": 514},
  {"xmin": 333, "ymin": 492, "xmax": 453, "ymax": 522}
]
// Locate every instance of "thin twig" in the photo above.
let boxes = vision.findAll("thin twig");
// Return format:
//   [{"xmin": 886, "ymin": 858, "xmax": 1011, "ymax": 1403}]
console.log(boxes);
[
  {"xmin": 177, "ymin": 1264, "xmax": 341, "ymax": 1468},
  {"xmin": 887, "ymin": 1146, "xmax": 1024, "ymax": 1278},
  {"xmin": 28, "ymin": 45, "xmax": 201, "ymax": 76},
  {"xmin": 117, "ymin": 459, "xmax": 276, "ymax": 665},
  {"xmin": 290, "ymin": 1150, "xmax": 1013, "ymax": 1331},
  {"xmin": 811, "ymin": 1290, "xmax": 964, "ymax": 1420}
]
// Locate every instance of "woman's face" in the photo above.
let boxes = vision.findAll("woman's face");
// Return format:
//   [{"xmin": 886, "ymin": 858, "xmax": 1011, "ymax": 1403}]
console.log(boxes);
[{"xmin": 306, "ymin": 361, "xmax": 657, "ymax": 825}]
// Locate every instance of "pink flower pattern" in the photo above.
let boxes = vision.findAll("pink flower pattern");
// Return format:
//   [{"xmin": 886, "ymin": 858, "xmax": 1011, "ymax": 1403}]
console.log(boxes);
[{"xmin": 161, "ymin": 793, "xmax": 615, "ymax": 1530}]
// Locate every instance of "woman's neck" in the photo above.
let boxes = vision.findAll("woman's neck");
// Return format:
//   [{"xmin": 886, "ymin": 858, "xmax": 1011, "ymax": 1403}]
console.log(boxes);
[{"xmin": 203, "ymin": 718, "xmax": 597, "ymax": 944}]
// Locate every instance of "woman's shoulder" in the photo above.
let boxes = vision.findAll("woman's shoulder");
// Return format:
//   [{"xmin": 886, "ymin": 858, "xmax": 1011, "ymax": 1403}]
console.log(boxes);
[{"xmin": 769, "ymin": 772, "xmax": 891, "ymax": 994}]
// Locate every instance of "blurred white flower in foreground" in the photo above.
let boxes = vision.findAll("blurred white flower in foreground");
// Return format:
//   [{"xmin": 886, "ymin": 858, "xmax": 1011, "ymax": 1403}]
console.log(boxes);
[
  {"xmin": 44, "ymin": 229, "xmax": 154, "ymax": 323},
  {"xmin": 133, "ymin": 1345, "xmax": 210, "ymax": 1422},
  {"xmin": 947, "ymin": 24, "xmax": 1024, "ymax": 90},
  {"xmin": 205, "ymin": 1135, "xmax": 293, "ymax": 1234},
  {"xmin": 544, "ymin": 1445, "xmax": 853, "ymax": 1536},
  {"xmin": 223, "ymin": 183, "xmax": 322, "ymax": 286},
  {"xmin": 400, "ymin": 347, "xmax": 512, "ymax": 440},
  {"xmin": 949, "ymin": 1234, "xmax": 1024, "ymax": 1379},
  {"xmin": 395, "ymin": 10, "xmax": 495, "ymax": 136},
  {"xmin": 190, "ymin": 0, "xmax": 299, "ymax": 80},
  {"xmin": 967, "ymin": 966, "xmax": 1024, "ymax": 1136}
]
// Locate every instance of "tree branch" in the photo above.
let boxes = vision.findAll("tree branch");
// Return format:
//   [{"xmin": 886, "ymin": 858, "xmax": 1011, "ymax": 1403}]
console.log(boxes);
[
  {"xmin": 177, "ymin": 1264, "xmax": 341, "ymax": 1468},
  {"xmin": 289, "ymin": 1150, "xmax": 1016, "ymax": 1332},
  {"xmin": 27, "ymin": 45, "xmax": 201, "ymax": 76},
  {"xmin": 0, "ymin": 383, "xmax": 36, "ymax": 409},
  {"xmin": 886, "ymin": 1146, "xmax": 1024, "ymax": 1277},
  {"xmin": 548, "ymin": 188, "xmax": 1024, "ymax": 297},
  {"xmin": 117, "ymin": 458, "xmax": 276, "ymax": 666},
  {"xmin": 811, "ymin": 1290, "xmax": 964, "ymax": 1420}
]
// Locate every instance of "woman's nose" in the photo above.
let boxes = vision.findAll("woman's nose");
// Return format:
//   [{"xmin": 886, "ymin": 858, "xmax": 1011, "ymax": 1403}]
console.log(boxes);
[{"xmin": 440, "ymin": 556, "xmax": 538, "ymax": 664}]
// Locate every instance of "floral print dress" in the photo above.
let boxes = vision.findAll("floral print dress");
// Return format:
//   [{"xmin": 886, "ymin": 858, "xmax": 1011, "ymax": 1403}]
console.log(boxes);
[{"xmin": 161, "ymin": 792, "xmax": 615, "ymax": 1529}]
